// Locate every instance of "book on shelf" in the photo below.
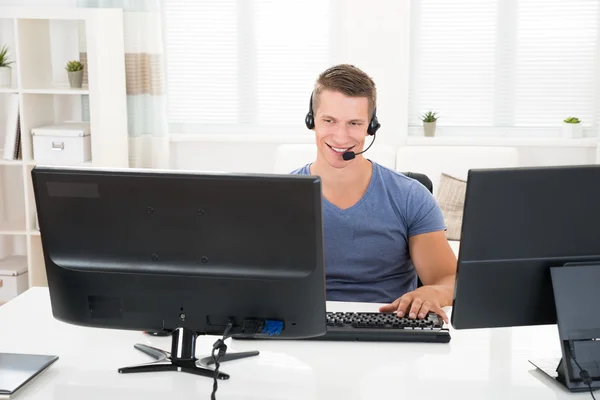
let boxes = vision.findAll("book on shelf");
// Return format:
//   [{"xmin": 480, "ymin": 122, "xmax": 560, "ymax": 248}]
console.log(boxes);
[
  {"xmin": 2, "ymin": 95, "xmax": 21, "ymax": 161},
  {"xmin": 14, "ymin": 111, "xmax": 21, "ymax": 160}
]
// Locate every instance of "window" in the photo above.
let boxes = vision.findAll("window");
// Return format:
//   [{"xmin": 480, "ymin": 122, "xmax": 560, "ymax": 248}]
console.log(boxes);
[
  {"xmin": 408, "ymin": 0, "xmax": 600, "ymax": 136},
  {"xmin": 163, "ymin": 0, "xmax": 332, "ymax": 135}
]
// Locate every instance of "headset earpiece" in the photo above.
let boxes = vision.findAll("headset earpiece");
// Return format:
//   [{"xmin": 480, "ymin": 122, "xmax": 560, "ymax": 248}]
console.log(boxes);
[
  {"xmin": 367, "ymin": 110, "xmax": 380, "ymax": 136},
  {"xmin": 305, "ymin": 93, "xmax": 315, "ymax": 129}
]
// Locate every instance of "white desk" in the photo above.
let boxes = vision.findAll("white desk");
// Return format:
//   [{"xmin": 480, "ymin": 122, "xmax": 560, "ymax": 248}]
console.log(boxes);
[{"xmin": 0, "ymin": 288, "xmax": 588, "ymax": 399}]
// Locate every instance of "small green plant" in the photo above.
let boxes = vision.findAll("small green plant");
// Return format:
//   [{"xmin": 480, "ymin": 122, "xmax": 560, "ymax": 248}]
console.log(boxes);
[
  {"xmin": 421, "ymin": 111, "xmax": 438, "ymax": 123},
  {"xmin": 0, "ymin": 45, "xmax": 14, "ymax": 68},
  {"xmin": 65, "ymin": 60, "xmax": 83, "ymax": 72},
  {"xmin": 563, "ymin": 116, "xmax": 580, "ymax": 124}
]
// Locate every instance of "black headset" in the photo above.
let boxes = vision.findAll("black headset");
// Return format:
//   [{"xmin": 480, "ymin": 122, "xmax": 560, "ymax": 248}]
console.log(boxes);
[{"xmin": 305, "ymin": 93, "xmax": 381, "ymax": 136}]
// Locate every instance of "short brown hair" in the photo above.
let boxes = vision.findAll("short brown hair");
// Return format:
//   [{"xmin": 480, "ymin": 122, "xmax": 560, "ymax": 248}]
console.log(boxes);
[{"xmin": 312, "ymin": 64, "xmax": 377, "ymax": 118}]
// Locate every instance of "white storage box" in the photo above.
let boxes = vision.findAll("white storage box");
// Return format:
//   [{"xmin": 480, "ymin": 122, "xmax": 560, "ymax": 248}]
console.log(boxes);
[
  {"xmin": 0, "ymin": 256, "xmax": 28, "ymax": 304},
  {"xmin": 32, "ymin": 122, "xmax": 91, "ymax": 165}
]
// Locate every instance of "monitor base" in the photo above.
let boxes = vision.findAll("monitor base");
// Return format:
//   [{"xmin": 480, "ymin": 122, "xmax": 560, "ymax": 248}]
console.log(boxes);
[
  {"xmin": 118, "ymin": 327, "xmax": 259, "ymax": 380},
  {"xmin": 529, "ymin": 357, "xmax": 599, "ymax": 393},
  {"xmin": 529, "ymin": 357, "xmax": 560, "ymax": 381}
]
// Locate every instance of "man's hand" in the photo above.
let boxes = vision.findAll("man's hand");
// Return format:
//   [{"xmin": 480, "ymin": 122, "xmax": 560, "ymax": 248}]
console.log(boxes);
[
  {"xmin": 379, "ymin": 230, "xmax": 457, "ymax": 324},
  {"xmin": 379, "ymin": 285, "xmax": 449, "ymax": 323}
]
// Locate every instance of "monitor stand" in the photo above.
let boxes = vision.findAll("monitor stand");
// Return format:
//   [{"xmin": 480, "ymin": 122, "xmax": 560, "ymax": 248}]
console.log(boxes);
[
  {"xmin": 529, "ymin": 263, "xmax": 600, "ymax": 393},
  {"xmin": 118, "ymin": 327, "xmax": 259, "ymax": 380}
]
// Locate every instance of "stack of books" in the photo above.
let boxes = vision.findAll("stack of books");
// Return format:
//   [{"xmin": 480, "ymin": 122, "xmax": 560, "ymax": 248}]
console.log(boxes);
[{"xmin": 2, "ymin": 95, "xmax": 21, "ymax": 161}]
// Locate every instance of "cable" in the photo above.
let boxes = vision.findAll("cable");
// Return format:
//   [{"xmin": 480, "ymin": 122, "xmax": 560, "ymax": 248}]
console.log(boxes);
[
  {"xmin": 210, "ymin": 321, "xmax": 233, "ymax": 400},
  {"xmin": 571, "ymin": 348, "xmax": 596, "ymax": 400},
  {"xmin": 208, "ymin": 318, "xmax": 281, "ymax": 399}
]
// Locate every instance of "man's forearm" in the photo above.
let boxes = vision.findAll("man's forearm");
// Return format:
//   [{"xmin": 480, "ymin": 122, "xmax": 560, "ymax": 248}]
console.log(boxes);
[{"xmin": 429, "ymin": 274, "xmax": 455, "ymax": 305}]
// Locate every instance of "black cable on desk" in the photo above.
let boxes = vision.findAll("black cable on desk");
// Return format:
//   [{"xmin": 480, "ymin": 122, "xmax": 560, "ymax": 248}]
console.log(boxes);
[
  {"xmin": 211, "ymin": 322, "xmax": 233, "ymax": 400},
  {"xmin": 571, "ymin": 350, "xmax": 596, "ymax": 400}
]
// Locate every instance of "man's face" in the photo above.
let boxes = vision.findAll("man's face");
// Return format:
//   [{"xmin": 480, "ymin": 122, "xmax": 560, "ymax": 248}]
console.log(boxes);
[{"xmin": 312, "ymin": 89, "xmax": 370, "ymax": 169}]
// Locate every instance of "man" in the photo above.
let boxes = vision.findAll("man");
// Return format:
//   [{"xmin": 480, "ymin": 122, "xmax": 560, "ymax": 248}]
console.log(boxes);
[{"xmin": 292, "ymin": 64, "xmax": 457, "ymax": 323}]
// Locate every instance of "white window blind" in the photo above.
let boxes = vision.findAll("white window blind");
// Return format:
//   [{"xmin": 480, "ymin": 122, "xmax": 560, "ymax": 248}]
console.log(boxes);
[
  {"xmin": 409, "ymin": 0, "xmax": 600, "ymax": 133},
  {"xmin": 164, "ymin": 1, "xmax": 238, "ymax": 125},
  {"xmin": 163, "ymin": 0, "xmax": 332, "ymax": 134},
  {"xmin": 515, "ymin": 0, "xmax": 599, "ymax": 127}
]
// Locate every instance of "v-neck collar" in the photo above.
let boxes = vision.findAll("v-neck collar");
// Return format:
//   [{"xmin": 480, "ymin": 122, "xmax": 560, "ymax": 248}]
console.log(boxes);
[{"xmin": 317, "ymin": 160, "xmax": 378, "ymax": 214}]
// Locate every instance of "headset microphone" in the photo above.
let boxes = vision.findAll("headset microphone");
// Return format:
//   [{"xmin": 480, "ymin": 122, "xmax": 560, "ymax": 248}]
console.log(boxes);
[{"xmin": 342, "ymin": 132, "xmax": 377, "ymax": 161}]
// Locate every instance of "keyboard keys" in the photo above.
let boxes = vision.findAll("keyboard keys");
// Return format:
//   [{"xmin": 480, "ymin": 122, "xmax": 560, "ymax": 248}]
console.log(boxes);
[
  {"xmin": 325, "ymin": 311, "xmax": 443, "ymax": 330},
  {"xmin": 315, "ymin": 311, "xmax": 451, "ymax": 343}
]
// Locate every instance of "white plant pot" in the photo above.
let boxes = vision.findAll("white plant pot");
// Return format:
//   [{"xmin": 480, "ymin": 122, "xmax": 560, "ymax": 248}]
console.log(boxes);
[
  {"xmin": 0, "ymin": 67, "xmax": 11, "ymax": 87},
  {"xmin": 561, "ymin": 122, "xmax": 582, "ymax": 138},
  {"xmin": 68, "ymin": 70, "xmax": 83, "ymax": 88},
  {"xmin": 423, "ymin": 120, "xmax": 437, "ymax": 137}
]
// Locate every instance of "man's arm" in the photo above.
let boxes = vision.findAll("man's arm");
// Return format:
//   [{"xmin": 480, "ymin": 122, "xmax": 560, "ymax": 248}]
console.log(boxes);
[
  {"xmin": 409, "ymin": 230, "xmax": 457, "ymax": 292},
  {"xmin": 379, "ymin": 230, "xmax": 457, "ymax": 322}
]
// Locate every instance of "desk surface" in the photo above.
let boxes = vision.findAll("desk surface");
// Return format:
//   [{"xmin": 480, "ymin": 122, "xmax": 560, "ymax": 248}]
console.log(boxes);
[{"xmin": 0, "ymin": 288, "xmax": 588, "ymax": 400}]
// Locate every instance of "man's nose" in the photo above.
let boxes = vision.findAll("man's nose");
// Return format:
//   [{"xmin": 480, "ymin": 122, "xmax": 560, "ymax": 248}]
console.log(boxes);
[{"xmin": 332, "ymin": 123, "xmax": 350, "ymax": 141}]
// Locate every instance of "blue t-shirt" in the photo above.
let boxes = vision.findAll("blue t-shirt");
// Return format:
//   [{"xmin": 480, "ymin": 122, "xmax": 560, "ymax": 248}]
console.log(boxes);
[{"xmin": 291, "ymin": 161, "xmax": 446, "ymax": 303}]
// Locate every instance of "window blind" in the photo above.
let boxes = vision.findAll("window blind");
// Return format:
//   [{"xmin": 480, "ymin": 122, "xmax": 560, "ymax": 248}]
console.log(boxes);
[
  {"xmin": 163, "ymin": 0, "xmax": 331, "ymax": 133},
  {"xmin": 409, "ymin": 0, "xmax": 600, "ymax": 132},
  {"xmin": 164, "ymin": 0, "xmax": 238, "ymax": 124},
  {"xmin": 409, "ymin": 0, "xmax": 497, "ymax": 127},
  {"xmin": 515, "ymin": 0, "xmax": 599, "ymax": 127}
]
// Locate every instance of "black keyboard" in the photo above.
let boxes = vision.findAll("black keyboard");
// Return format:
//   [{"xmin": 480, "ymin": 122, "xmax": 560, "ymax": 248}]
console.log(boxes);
[{"xmin": 310, "ymin": 311, "xmax": 450, "ymax": 343}]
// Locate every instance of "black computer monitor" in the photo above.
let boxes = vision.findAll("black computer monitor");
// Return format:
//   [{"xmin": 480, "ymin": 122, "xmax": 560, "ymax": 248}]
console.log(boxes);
[
  {"xmin": 31, "ymin": 165, "xmax": 327, "ymax": 381},
  {"xmin": 451, "ymin": 164, "xmax": 600, "ymax": 394}
]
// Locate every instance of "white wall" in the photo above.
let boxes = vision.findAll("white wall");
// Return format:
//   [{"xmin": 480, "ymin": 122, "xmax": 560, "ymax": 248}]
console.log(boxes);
[
  {"xmin": 518, "ymin": 146, "xmax": 597, "ymax": 167},
  {"xmin": 170, "ymin": 140, "xmax": 598, "ymax": 174},
  {"xmin": 172, "ymin": 141, "xmax": 285, "ymax": 174}
]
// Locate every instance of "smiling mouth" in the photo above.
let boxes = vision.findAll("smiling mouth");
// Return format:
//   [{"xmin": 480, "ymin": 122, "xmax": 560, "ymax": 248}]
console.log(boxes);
[{"xmin": 326, "ymin": 143, "xmax": 354, "ymax": 154}]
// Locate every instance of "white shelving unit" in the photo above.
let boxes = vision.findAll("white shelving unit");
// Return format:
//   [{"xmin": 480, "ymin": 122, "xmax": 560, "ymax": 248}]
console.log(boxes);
[{"xmin": 0, "ymin": 7, "xmax": 129, "ymax": 298}]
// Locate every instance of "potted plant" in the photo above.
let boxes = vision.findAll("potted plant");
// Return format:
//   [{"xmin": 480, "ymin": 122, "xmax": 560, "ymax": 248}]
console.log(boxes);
[
  {"xmin": 562, "ymin": 116, "xmax": 582, "ymax": 138},
  {"xmin": 421, "ymin": 111, "xmax": 438, "ymax": 137},
  {"xmin": 0, "ymin": 45, "xmax": 14, "ymax": 88},
  {"xmin": 65, "ymin": 60, "xmax": 84, "ymax": 88}
]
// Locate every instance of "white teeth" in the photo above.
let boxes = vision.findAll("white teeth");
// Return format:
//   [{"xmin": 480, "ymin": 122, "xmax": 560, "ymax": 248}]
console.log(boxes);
[{"xmin": 331, "ymin": 146, "xmax": 349, "ymax": 153}]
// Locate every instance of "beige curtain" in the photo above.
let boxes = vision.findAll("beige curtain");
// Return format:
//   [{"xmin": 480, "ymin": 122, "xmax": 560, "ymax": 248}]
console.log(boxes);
[{"xmin": 78, "ymin": 0, "xmax": 169, "ymax": 168}]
